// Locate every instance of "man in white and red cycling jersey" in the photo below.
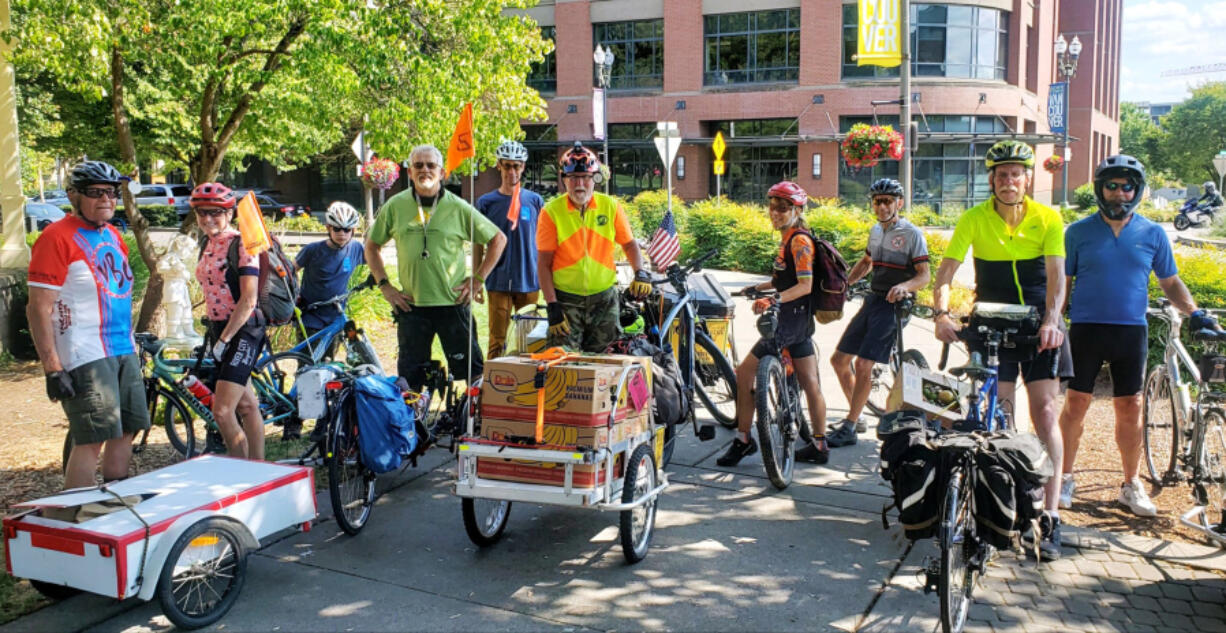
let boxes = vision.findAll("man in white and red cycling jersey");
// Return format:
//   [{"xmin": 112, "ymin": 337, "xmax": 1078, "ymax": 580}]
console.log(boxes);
[{"xmin": 27, "ymin": 161, "xmax": 150, "ymax": 489}]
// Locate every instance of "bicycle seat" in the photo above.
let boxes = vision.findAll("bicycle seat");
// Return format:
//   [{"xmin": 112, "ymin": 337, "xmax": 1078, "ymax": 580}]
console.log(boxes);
[{"xmin": 949, "ymin": 352, "xmax": 997, "ymax": 381}]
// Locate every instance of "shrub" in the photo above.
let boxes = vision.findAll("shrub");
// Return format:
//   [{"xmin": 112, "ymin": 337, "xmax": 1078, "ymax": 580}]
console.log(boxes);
[
  {"xmin": 270, "ymin": 215, "xmax": 326, "ymax": 233},
  {"xmin": 623, "ymin": 190, "xmax": 674, "ymax": 237},
  {"xmin": 125, "ymin": 204, "xmax": 180, "ymax": 227},
  {"xmin": 805, "ymin": 203, "xmax": 872, "ymax": 265},
  {"xmin": 1137, "ymin": 200, "xmax": 1176, "ymax": 223},
  {"xmin": 1073, "ymin": 183, "xmax": 1096, "ymax": 210},
  {"xmin": 684, "ymin": 198, "xmax": 774, "ymax": 273}
]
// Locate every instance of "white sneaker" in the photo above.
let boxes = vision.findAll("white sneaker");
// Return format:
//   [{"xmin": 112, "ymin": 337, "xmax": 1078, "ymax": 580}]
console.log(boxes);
[
  {"xmin": 1118, "ymin": 478, "xmax": 1158, "ymax": 517},
  {"xmin": 1058, "ymin": 474, "xmax": 1075, "ymax": 509}
]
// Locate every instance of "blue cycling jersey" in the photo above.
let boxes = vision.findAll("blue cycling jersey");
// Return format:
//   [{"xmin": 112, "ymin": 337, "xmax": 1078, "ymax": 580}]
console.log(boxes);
[{"xmin": 1065, "ymin": 213, "xmax": 1176, "ymax": 326}]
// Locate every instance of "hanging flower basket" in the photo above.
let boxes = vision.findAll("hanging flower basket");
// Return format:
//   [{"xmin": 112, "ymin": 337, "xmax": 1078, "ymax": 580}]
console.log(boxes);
[
  {"xmin": 1043, "ymin": 155, "xmax": 1065, "ymax": 174},
  {"xmin": 840, "ymin": 123, "xmax": 904, "ymax": 169},
  {"xmin": 362, "ymin": 158, "xmax": 401, "ymax": 190}
]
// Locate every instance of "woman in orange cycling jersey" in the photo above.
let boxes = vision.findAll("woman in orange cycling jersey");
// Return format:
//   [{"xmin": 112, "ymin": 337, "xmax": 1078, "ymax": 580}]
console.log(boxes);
[{"xmin": 719, "ymin": 181, "xmax": 830, "ymax": 467}]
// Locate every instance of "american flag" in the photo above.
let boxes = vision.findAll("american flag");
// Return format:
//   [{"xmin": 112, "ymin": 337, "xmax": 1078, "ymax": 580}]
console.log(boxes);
[{"xmin": 646, "ymin": 209, "xmax": 681, "ymax": 271}]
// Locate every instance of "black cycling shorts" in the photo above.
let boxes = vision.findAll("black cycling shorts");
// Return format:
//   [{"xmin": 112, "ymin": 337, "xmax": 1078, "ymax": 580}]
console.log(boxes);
[
  {"xmin": 210, "ymin": 322, "xmax": 267, "ymax": 386},
  {"xmin": 751, "ymin": 337, "xmax": 815, "ymax": 361},
  {"xmin": 1067, "ymin": 323, "xmax": 1148, "ymax": 396}
]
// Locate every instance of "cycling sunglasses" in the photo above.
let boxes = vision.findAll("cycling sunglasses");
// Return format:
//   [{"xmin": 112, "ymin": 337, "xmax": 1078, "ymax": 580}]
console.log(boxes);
[
  {"xmin": 871, "ymin": 197, "xmax": 897, "ymax": 206},
  {"xmin": 412, "ymin": 161, "xmax": 440, "ymax": 170},
  {"xmin": 329, "ymin": 226, "xmax": 354, "ymax": 233},
  {"xmin": 80, "ymin": 186, "xmax": 121, "ymax": 199},
  {"xmin": 1103, "ymin": 182, "xmax": 1137, "ymax": 193},
  {"xmin": 196, "ymin": 207, "xmax": 230, "ymax": 217}
]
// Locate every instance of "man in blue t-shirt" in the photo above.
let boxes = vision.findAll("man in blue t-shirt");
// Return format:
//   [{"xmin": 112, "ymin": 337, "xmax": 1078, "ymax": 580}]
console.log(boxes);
[
  {"xmin": 474, "ymin": 140, "xmax": 544, "ymax": 358},
  {"xmin": 1059, "ymin": 155, "xmax": 1219, "ymax": 517},
  {"xmin": 295, "ymin": 201, "xmax": 366, "ymax": 338}
]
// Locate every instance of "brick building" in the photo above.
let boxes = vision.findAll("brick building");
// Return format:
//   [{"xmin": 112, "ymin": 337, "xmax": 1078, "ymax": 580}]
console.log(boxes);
[{"xmin": 477, "ymin": 0, "xmax": 1121, "ymax": 211}]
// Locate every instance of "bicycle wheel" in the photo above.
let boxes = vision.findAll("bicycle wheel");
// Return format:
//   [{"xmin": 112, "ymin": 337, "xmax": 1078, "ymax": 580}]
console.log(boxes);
[
  {"xmin": 328, "ymin": 397, "xmax": 376, "ymax": 535},
  {"xmin": 866, "ymin": 349, "xmax": 927, "ymax": 417},
  {"xmin": 619, "ymin": 443, "xmax": 659, "ymax": 564},
  {"xmin": 694, "ymin": 330, "xmax": 738, "ymax": 428},
  {"xmin": 254, "ymin": 351, "xmax": 314, "ymax": 429},
  {"xmin": 152, "ymin": 387, "xmax": 200, "ymax": 458},
  {"xmin": 755, "ymin": 354, "xmax": 794, "ymax": 490},
  {"xmin": 1143, "ymin": 365, "xmax": 1180, "ymax": 484},
  {"xmin": 939, "ymin": 466, "xmax": 977, "ymax": 633},
  {"xmin": 462, "ymin": 498, "xmax": 511, "ymax": 546},
  {"xmin": 156, "ymin": 517, "xmax": 248, "ymax": 630},
  {"xmin": 1197, "ymin": 408, "xmax": 1226, "ymax": 535},
  {"xmin": 421, "ymin": 378, "xmax": 456, "ymax": 437}
]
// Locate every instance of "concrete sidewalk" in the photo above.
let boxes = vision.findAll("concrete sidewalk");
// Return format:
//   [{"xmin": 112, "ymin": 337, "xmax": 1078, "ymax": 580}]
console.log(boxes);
[{"xmin": 6, "ymin": 272, "xmax": 1226, "ymax": 633}]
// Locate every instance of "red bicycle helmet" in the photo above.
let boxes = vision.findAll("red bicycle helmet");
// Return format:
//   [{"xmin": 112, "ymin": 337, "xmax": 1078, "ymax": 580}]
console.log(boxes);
[
  {"xmin": 767, "ymin": 181, "xmax": 808, "ymax": 207},
  {"xmin": 189, "ymin": 182, "xmax": 236, "ymax": 209},
  {"xmin": 560, "ymin": 142, "xmax": 600, "ymax": 175}
]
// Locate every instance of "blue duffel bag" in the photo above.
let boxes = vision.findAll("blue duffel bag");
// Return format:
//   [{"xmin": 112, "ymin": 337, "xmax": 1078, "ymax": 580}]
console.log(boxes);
[{"xmin": 353, "ymin": 374, "xmax": 419, "ymax": 474}]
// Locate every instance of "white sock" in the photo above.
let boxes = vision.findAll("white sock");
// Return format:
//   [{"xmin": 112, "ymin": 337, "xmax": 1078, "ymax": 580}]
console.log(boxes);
[{"xmin": 736, "ymin": 431, "xmax": 749, "ymax": 443}]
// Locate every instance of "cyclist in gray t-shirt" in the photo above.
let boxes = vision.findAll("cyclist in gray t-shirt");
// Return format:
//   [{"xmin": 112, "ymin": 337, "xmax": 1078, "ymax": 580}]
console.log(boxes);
[{"xmin": 829, "ymin": 179, "xmax": 930, "ymax": 447}]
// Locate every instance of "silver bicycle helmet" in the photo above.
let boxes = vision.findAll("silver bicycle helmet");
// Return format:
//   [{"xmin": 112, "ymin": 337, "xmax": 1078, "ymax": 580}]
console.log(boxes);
[
  {"xmin": 325, "ymin": 201, "xmax": 361, "ymax": 229},
  {"xmin": 495, "ymin": 140, "xmax": 529, "ymax": 163}
]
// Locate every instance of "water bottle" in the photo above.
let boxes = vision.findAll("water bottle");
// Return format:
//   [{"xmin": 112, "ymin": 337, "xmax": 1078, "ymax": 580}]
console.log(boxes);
[{"xmin": 182, "ymin": 374, "xmax": 214, "ymax": 407}]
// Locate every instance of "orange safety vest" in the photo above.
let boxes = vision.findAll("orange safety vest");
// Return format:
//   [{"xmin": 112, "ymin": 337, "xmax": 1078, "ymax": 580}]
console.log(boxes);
[{"xmin": 540, "ymin": 193, "xmax": 625, "ymax": 296}]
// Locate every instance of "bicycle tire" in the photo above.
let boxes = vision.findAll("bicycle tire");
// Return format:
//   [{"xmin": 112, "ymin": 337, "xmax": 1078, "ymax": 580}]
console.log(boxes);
[
  {"xmin": 619, "ymin": 443, "xmax": 659, "ymax": 564},
  {"xmin": 866, "ymin": 349, "xmax": 928, "ymax": 417},
  {"xmin": 156, "ymin": 517, "xmax": 247, "ymax": 630},
  {"xmin": 1197, "ymin": 408, "xmax": 1226, "ymax": 537},
  {"xmin": 153, "ymin": 386, "xmax": 201, "ymax": 458},
  {"xmin": 755, "ymin": 354, "xmax": 794, "ymax": 490},
  {"xmin": 462, "ymin": 498, "xmax": 511, "ymax": 546},
  {"xmin": 328, "ymin": 396, "xmax": 376, "ymax": 535},
  {"xmin": 1143, "ymin": 365, "xmax": 1180, "ymax": 484},
  {"xmin": 939, "ymin": 466, "xmax": 976, "ymax": 633},
  {"xmin": 421, "ymin": 377, "xmax": 456, "ymax": 437},
  {"xmin": 694, "ymin": 330, "xmax": 738, "ymax": 428},
  {"xmin": 254, "ymin": 350, "xmax": 314, "ymax": 431}
]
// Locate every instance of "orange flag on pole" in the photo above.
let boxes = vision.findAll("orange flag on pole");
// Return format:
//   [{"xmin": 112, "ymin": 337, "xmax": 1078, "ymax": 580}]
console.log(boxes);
[
  {"xmin": 445, "ymin": 102, "xmax": 475, "ymax": 175},
  {"xmin": 235, "ymin": 191, "xmax": 271, "ymax": 255}
]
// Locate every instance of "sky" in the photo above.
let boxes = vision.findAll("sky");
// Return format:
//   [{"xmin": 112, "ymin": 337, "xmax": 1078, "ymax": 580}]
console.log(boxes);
[{"xmin": 1121, "ymin": 0, "xmax": 1226, "ymax": 104}]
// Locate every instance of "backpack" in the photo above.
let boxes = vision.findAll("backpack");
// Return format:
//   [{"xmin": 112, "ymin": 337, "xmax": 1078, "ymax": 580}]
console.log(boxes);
[
  {"xmin": 353, "ymin": 374, "xmax": 420, "ymax": 474},
  {"xmin": 781, "ymin": 229, "xmax": 849, "ymax": 325},
  {"xmin": 224, "ymin": 235, "xmax": 300, "ymax": 326}
]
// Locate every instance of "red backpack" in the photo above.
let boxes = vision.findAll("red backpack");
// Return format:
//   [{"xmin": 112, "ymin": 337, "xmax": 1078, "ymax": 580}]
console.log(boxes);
[{"xmin": 782, "ymin": 229, "xmax": 849, "ymax": 324}]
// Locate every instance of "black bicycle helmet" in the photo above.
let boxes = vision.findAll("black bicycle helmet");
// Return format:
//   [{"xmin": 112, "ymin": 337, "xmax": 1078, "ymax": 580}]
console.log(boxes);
[
  {"xmin": 868, "ymin": 178, "xmax": 904, "ymax": 198},
  {"xmin": 68, "ymin": 160, "xmax": 122, "ymax": 191},
  {"xmin": 984, "ymin": 140, "xmax": 1035, "ymax": 170},
  {"xmin": 1093, "ymin": 154, "xmax": 1146, "ymax": 217}
]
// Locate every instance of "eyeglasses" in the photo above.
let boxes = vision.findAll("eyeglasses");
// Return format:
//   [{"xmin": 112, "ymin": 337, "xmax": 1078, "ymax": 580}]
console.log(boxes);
[
  {"xmin": 80, "ymin": 187, "xmax": 120, "ymax": 199},
  {"xmin": 1103, "ymin": 182, "xmax": 1137, "ymax": 193},
  {"xmin": 329, "ymin": 226, "xmax": 354, "ymax": 233},
  {"xmin": 412, "ymin": 162, "xmax": 440, "ymax": 170},
  {"xmin": 871, "ymin": 197, "xmax": 896, "ymax": 206},
  {"xmin": 196, "ymin": 207, "xmax": 230, "ymax": 217}
]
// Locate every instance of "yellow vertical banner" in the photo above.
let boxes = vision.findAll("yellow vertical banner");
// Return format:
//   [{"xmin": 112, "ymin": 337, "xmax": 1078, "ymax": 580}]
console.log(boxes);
[
  {"xmin": 857, "ymin": 0, "xmax": 902, "ymax": 68},
  {"xmin": 236, "ymin": 191, "xmax": 271, "ymax": 256}
]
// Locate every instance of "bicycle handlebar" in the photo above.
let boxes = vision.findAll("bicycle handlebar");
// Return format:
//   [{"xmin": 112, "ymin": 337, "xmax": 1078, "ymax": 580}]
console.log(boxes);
[{"xmin": 302, "ymin": 276, "xmax": 376, "ymax": 312}]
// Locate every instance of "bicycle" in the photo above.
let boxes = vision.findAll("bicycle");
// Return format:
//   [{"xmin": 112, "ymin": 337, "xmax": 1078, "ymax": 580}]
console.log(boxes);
[
  {"xmin": 1142, "ymin": 298, "xmax": 1226, "ymax": 546},
  {"xmin": 412, "ymin": 358, "xmax": 481, "ymax": 450},
  {"xmin": 740, "ymin": 287, "xmax": 802, "ymax": 490},
  {"xmin": 845, "ymin": 280, "xmax": 932, "ymax": 417}
]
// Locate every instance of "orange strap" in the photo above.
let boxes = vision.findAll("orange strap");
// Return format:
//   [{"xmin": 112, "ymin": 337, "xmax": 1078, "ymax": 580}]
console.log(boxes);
[{"xmin": 530, "ymin": 347, "xmax": 580, "ymax": 443}]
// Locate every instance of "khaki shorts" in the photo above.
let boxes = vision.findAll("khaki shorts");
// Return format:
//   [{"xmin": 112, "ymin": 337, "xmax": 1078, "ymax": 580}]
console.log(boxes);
[{"xmin": 63, "ymin": 354, "xmax": 151, "ymax": 445}]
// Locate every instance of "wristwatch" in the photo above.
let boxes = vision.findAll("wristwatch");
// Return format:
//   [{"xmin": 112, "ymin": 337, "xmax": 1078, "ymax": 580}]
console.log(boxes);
[{"xmin": 933, "ymin": 309, "xmax": 951, "ymax": 321}]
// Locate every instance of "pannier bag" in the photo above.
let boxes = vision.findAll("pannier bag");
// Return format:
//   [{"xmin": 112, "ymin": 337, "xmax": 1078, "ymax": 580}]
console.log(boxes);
[
  {"xmin": 980, "ymin": 430, "xmax": 1052, "ymax": 547},
  {"xmin": 354, "ymin": 374, "xmax": 420, "ymax": 474},
  {"xmin": 878, "ymin": 410, "xmax": 941, "ymax": 540},
  {"xmin": 1199, "ymin": 354, "xmax": 1226, "ymax": 383}
]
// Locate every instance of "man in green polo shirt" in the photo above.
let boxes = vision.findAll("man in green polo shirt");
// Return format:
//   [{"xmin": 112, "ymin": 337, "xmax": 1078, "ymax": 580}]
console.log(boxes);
[{"xmin": 366, "ymin": 144, "xmax": 507, "ymax": 391}]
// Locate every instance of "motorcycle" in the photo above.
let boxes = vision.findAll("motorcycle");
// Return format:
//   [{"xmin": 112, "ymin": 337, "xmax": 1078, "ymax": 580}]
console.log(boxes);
[{"xmin": 1173, "ymin": 198, "xmax": 1218, "ymax": 231}]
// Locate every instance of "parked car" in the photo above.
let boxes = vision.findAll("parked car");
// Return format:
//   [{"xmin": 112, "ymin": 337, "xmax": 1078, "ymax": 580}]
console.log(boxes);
[
  {"xmin": 27, "ymin": 189, "xmax": 69, "ymax": 208},
  {"xmin": 233, "ymin": 189, "xmax": 311, "ymax": 220},
  {"xmin": 117, "ymin": 183, "xmax": 194, "ymax": 218},
  {"xmin": 24, "ymin": 201, "xmax": 65, "ymax": 232}
]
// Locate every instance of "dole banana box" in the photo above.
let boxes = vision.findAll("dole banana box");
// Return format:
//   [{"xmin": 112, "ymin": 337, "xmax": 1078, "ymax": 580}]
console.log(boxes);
[
  {"xmin": 579, "ymin": 354, "xmax": 653, "ymax": 390},
  {"xmin": 479, "ymin": 412, "xmax": 651, "ymax": 450},
  {"xmin": 481, "ymin": 356, "xmax": 651, "ymax": 427},
  {"xmin": 476, "ymin": 453, "xmax": 623, "ymax": 488}
]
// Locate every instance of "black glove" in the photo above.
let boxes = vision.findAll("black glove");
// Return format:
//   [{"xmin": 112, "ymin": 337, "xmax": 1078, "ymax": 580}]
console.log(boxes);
[
  {"xmin": 736, "ymin": 286, "xmax": 755, "ymax": 297},
  {"xmin": 546, "ymin": 302, "xmax": 571, "ymax": 338},
  {"xmin": 1189, "ymin": 309, "xmax": 1222, "ymax": 333},
  {"xmin": 46, "ymin": 371, "xmax": 75, "ymax": 402}
]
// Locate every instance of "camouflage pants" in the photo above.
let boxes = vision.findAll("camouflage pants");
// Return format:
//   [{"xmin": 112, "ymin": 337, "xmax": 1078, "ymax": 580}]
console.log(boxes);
[{"xmin": 550, "ymin": 287, "xmax": 621, "ymax": 353}]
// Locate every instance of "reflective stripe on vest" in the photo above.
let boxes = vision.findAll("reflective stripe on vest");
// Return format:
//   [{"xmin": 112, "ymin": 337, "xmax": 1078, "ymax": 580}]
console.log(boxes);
[{"xmin": 543, "ymin": 193, "xmax": 621, "ymax": 295}]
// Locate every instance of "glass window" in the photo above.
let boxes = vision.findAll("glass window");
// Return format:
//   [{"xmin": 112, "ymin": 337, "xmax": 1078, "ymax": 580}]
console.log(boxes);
[
  {"xmin": 594, "ymin": 19, "xmax": 664, "ymax": 90},
  {"xmin": 705, "ymin": 119, "xmax": 797, "ymax": 201},
  {"xmin": 527, "ymin": 26, "xmax": 556, "ymax": 93},
  {"xmin": 704, "ymin": 9, "xmax": 800, "ymax": 85},
  {"xmin": 844, "ymin": 4, "xmax": 1008, "ymax": 80}
]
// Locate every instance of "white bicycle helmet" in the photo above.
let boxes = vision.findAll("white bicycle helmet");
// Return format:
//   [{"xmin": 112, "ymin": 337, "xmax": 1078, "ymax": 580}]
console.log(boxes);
[
  {"xmin": 325, "ymin": 201, "xmax": 361, "ymax": 229},
  {"xmin": 495, "ymin": 140, "xmax": 529, "ymax": 163}
]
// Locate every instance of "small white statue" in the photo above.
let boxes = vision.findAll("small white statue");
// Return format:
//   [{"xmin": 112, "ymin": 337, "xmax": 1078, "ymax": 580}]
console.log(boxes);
[{"xmin": 158, "ymin": 234, "xmax": 202, "ymax": 346}]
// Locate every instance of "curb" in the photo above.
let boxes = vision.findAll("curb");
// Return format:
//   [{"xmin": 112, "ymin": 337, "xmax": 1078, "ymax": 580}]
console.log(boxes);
[
  {"xmin": 1176, "ymin": 235, "xmax": 1226, "ymax": 250},
  {"xmin": 1063, "ymin": 524, "xmax": 1226, "ymax": 573}
]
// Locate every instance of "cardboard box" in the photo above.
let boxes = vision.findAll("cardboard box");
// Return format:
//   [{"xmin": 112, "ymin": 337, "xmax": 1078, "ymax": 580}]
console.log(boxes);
[
  {"xmin": 888, "ymin": 362, "xmax": 970, "ymax": 423},
  {"xmin": 575, "ymin": 354, "xmax": 653, "ymax": 390},
  {"xmin": 476, "ymin": 456, "xmax": 613, "ymax": 488},
  {"xmin": 480, "ymin": 412, "xmax": 650, "ymax": 449},
  {"xmin": 481, "ymin": 355, "xmax": 651, "ymax": 427}
]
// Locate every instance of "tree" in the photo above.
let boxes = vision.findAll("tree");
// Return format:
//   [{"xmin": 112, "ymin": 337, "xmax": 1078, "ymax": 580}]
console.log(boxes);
[
  {"xmin": 6, "ymin": 0, "xmax": 550, "ymax": 330},
  {"xmin": 1118, "ymin": 101, "xmax": 1165, "ymax": 175},
  {"xmin": 1159, "ymin": 82, "xmax": 1226, "ymax": 185}
]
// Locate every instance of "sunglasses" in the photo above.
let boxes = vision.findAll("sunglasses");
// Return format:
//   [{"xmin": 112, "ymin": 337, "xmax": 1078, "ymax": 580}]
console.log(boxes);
[
  {"xmin": 412, "ymin": 162, "xmax": 440, "ymax": 170},
  {"xmin": 329, "ymin": 226, "xmax": 354, "ymax": 233},
  {"xmin": 196, "ymin": 208, "xmax": 230, "ymax": 217},
  {"xmin": 1103, "ymin": 182, "xmax": 1137, "ymax": 193},
  {"xmin": 871, "ymin": 197, "xmax": 896, "ymax": 206},
  {"xmin": 80, "ymin": 187, "xmax": 120, "ymax": 199}
]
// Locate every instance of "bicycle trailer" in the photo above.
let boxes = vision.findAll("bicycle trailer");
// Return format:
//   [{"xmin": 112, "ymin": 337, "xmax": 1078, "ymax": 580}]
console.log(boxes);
[{"xmin": 4, "ymin": 455, "xmax": 316, "ymax": 629}]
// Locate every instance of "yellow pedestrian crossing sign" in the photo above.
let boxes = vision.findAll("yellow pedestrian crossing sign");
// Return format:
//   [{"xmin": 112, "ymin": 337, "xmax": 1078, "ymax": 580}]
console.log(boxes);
[
  {"xmin": 713, "ymin": 160, "xmax": 725, "ymax": 175},
  {"xmin": 712, "ymin": 132, "xmax": 726, "ymax": 159}
]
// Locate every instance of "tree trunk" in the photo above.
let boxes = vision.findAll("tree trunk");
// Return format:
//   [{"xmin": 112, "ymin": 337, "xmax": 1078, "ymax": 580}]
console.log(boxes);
[{"xmin": 110, "ymin": 44, "xmax": 165, "ymax": 334}]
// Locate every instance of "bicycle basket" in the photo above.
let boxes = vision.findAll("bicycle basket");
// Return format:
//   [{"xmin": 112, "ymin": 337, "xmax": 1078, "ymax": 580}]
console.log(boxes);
[{"xmin": 1199, "ymin": 354, "xmax": 1226, "ymax": 383}]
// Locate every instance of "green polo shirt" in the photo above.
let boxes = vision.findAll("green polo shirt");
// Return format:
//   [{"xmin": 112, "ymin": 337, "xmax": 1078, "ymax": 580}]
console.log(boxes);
[{"xmin": 370, "ymin": 188, "xmax": 501, "ymax": 307}]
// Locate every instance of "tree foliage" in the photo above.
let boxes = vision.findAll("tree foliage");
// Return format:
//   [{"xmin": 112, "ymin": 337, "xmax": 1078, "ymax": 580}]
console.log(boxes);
[
  {"xmin": 1158, "ymin": 82, "xmax": 1226, "ymax": 185},
  {"xmin": 1118, "ymin": 101, "xmax": 1165, "ymax": 176}
]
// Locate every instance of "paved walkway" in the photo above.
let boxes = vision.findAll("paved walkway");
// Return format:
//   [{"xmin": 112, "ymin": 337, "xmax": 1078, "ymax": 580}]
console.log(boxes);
[{"xmin": 6, "ymin": 272, "xmax": 1226, "ymax": 633}]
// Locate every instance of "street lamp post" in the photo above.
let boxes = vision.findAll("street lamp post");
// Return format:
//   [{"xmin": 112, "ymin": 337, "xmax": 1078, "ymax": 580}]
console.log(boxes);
[
  {"xmin": 1054, "ymin": 33, "xmax": 1082, "ymax": 208},
  {"xmin": 593, "ymin": 44, "xmax": 615, "ymax": 194}
]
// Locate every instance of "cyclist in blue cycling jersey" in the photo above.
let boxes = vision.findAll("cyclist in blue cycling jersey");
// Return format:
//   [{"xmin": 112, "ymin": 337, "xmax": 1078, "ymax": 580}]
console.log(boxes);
[{"xmin": 932, "ymin": 140, "xmax": 1068, "ymax": 561}]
